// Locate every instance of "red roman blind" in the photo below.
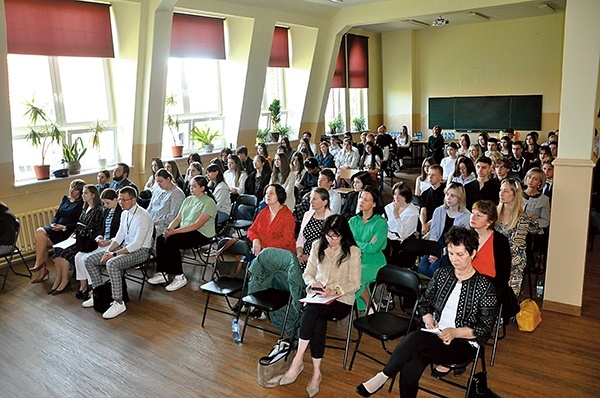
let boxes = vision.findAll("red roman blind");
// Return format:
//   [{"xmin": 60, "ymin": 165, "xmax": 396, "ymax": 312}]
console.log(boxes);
[
  {"xmin": 347, "ymin": 34, "xmax": 369, "ymax": 88},
  {"xmin": 5, "ymin": 0, "xmax": 114, "ymax": 57},
  {"xmin": 331, "ymin": 33, "xmax": 369, "ymax": 89},
  {"xmin": 170, "ymin": 13, "xmax": 226, "ymax": 59},
  {"xmin": 269, "ymin": 26, "xmax": 289, "ymax": 68}
]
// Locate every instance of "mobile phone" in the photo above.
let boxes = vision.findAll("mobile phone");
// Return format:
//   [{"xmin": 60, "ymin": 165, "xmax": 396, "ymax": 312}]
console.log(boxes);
[{"xmin": 312, "ymin": 286, "xmax": 323, "ymax": 292}]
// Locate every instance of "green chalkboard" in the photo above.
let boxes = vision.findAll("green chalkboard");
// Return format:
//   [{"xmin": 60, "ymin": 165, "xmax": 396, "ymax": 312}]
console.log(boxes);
[{"xmin": 429, "ymin": 95, "xmax": 542, "ymax": 131}]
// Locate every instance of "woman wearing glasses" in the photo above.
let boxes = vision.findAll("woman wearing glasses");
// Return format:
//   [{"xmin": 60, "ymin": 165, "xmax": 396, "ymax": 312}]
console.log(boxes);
[{"xmin": 280, "ymin": 214, "xmax": 361, "ymax": 397}]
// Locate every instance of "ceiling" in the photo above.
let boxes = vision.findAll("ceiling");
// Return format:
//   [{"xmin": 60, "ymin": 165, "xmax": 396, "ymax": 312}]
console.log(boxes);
[{"xmin": 302, "ymin": 0, "xmax": 566, "ymax": 32}]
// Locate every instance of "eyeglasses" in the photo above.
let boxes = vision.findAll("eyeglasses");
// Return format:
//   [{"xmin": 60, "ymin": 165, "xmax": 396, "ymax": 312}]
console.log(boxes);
[{"xmin": 325, "ymin": 233, "xmax": 341, "ymax": 240}]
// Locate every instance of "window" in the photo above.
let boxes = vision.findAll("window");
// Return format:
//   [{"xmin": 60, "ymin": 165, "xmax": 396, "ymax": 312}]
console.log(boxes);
[
  {"xmin": 8, "ymin": 54, "xmax": 116, "ymax": 182},
  {"xmin": 259, "ymin": 67, "xmax": 287, "ymax": 131},
  {"xmin": 162, "ymin": 58, "xmax": 224, "ymax": 158}
]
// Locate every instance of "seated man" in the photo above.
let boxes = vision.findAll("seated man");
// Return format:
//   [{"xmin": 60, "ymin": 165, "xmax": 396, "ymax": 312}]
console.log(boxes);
[
  {"xmin": 83, "ymin": 187, "xmax": 154, "ymax": 319},
  {"xmin": 293, "ymin": 169, "xmax": 342, "ymax": 226},
  {"xmin": 297, "ymin": 157, "xmax": 321, "ymax": 199},
  {"xmin": 419, "ymin": 165, "xmax": 445, "ymax": 235},
  {"xmin": 463, "ymin": 156, "xmax": 500, "ymax": 210},
  {"xmin": 110, "ymin": 162, "xmax": 138, "ymax": 193}
]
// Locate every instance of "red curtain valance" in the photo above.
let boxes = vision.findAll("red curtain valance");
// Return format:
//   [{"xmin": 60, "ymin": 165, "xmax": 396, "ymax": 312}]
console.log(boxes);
[
  {"xmin": 170, "ymin": 13, "xmax": 226, "ymax": 59},
  {"xmin": 269, "ymin": 26, "xmax": 289, "ymax": 68}
]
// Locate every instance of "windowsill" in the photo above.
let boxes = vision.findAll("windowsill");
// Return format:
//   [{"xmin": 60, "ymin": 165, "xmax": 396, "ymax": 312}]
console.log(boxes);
[{"xmin": 14, "ymin": 167, "xmax": 116, "ymax": 188}]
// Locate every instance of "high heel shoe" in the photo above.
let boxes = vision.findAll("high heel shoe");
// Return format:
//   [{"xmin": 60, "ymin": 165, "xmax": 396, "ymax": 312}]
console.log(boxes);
[
  {"xmin": 356, "ymin": 379, "xmax": 387, "ymax": 397},
  {"xmin": 29, "ymin": 261, "xmax": 46, "ymax": 272},
  {"xmin": 280, "ymin": 364, "xmax": 304, "ymax": 386},
  {"xmin": 431, "ymin": 366, "xmax": 452, "ymax": 379},
  {"xmin": 51, "ymin": 282, "xmax": 72, "ymax": 296},
  {"xmin": 31, "ymin": 267, "xmax": 49, "ymax": 284},
  {"xmin": 306, "ymin": 374, "xmax": 322, "ymax": 398}
]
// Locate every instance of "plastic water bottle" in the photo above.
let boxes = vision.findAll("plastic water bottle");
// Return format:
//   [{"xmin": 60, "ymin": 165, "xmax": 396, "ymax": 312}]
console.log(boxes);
[
  {"xmin": 535, "ymin": 276, "xmax": 544, "ymax": 299},
  {"xmin": 232, "ymin": 319, "xmax": 241, "ymax": 343}
]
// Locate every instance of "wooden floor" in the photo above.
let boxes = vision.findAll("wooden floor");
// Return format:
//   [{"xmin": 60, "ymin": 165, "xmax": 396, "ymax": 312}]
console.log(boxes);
[{"xmin": 1, "ymin": 169, "xmax": 599, "ymax": 397}]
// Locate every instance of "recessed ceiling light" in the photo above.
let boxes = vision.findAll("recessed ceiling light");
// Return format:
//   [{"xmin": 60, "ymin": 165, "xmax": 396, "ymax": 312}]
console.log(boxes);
[
  {"xmin": 405, "ymin": 19, "xmax": 429, "ymax": 28},
  {"xmin": 469, "ymin": 11, "xmax": 491, "ymax": 20}
]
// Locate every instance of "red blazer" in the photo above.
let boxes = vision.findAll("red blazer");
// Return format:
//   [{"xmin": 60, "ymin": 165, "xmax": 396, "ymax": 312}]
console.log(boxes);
[{"xmin": 248, "ymin": 206, "xmax": 296, "ymax": 253}]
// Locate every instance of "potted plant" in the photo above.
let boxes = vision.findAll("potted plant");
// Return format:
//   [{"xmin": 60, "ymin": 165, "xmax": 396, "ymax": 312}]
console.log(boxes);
[
  {"xmin": 328, "ymin": 113, "xmax": 344, "ymax": 135},
  {"xmin": 90, "ymin": 119, "xmax": 108, "ymax": 168},
  {"xmin": 62, "ymin": 136, "xmax": 87, "ymax": 175},
  {"xmin": 165, "ymin": 94, "xmax": 183, "ymax": 157},
  {"xmin": 24, "ymin": 99, "xmax": 64, "ymax": 180},
  {"xmin": 190, "ymin": 125, "xmax": 221, "ymax": 153},
  {"xmin": 256, "ymin": 127, "xmax": 270, "ymax": 144},
  {"xmin": 268, "ymin": 99, "xmax": 282, "ymax": 142},
  {"xmin": 352, "ymin": 115, "xmax": 366, "ymax": 132}
]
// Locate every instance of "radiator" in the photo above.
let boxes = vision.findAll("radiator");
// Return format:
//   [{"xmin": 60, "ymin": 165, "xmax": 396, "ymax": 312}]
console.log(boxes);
[{"xmin": 16, "ymin": 207, "xmax": 58, "ymax": 255}]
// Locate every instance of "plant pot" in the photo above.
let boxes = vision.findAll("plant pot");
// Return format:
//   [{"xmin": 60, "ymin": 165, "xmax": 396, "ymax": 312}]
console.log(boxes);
[
  {"xmin": 67, "ymin": 161, "xmax": 81, "ymax": 175},
  {"xmin": 34, "ymin": 165, "xmax": 51, "ymax": 180},
  {"xmin": 203, "ymin": 144, "xmax": 215, "ymax": 154},
  {"xmin": 171, "ymin": 145, "xmax": 184, "ymax": 158},
  {"xmin": 270, "ymin": 132, "xmax": 280, "ymax": 143},
  {"xmin": 97, "ymin": 158, "xmax": 107, "ymax": 169}
]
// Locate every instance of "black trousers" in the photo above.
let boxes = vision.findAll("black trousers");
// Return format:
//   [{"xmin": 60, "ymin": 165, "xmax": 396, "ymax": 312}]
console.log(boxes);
[
  {"xmin": 156, "ymin": 230, "xmax": 211, "ymax": 275},
  {"xmin": 299, "ymin": 301, "xmax": 351, "ymax": 359},
  {"xmin": 383, "ymin": 330, "xmax": 476, "ymax": 398}
]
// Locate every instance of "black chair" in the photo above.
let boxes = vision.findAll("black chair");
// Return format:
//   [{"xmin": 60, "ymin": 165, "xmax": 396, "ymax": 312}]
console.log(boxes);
[
  {"xmin": 420, "ymin": 340, "xmax": 488, "ymax": 398},
  {"xmin": 489, "ymin": 303, "xmax": 504, "ymax": 366},
  {"xmin": 123, "ymin": 250, "xmax": 154, "ymax": 300},
  {"xmin": 0, "ymin": 219, "xmax": 31, "ymax": 290},
  {"xmin": 349, "ymin": 266, "xmax": 422, "ymax": 371},
  {"xmin": 200, "ymin": 238, "xmax": 252, "ymax": 327},
  {"xmin": 395, "ymin": 239, "xmax": 442, "ymax": 301},
  {"xmin": 325, "ymin": 300, "xmax": 357, "ymax": 370},
  {"xmin": 182, "ymin": 216, "xmax": 224, "ymax": 281},
  {"xmin": 225, "ymin": 194, "xmax": 257, "ymax": 238}
]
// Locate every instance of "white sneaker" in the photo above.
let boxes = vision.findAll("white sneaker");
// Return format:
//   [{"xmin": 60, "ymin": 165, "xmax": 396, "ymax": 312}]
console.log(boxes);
[
  {"xmin": 165, "ymin": 274, "xmax": 187, "ymax": 292},
  {"xmin": 82, "ymin": 297, "xmax": 94, "ymax": 308},
  {"xmin": 102, "ymin": 300, "xmax": 127, "ymax": 319},
  {"xmin": 147, "ymin": 272, "xmax": 168, "ymax": 285}
]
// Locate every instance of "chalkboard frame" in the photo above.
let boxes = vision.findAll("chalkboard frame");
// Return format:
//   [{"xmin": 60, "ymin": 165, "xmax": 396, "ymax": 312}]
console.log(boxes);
[{"xmin": 428, "ymin": 95, "xmax": 542, "ymax": 131}]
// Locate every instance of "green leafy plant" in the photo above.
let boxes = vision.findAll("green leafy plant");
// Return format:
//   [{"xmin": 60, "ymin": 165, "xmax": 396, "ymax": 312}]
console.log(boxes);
[
  {"xmin": 24, "ymin": 99, "xmax": 64, "ymax": 166},
  {"xmin": 62, "ymin": 136, "xmax": 87, "ymax": 163},
  {"xmin": 328, "ymin": 113, "xmax": 344, "ymax": 134},
  {"xmin": 275, "ymin": 124, "xmax": 291, "ymax": 139},
  {"xmin": 268, "ymin": 98, "xmax": 282, "ymax": 131},
  {"xmin": 256, "ymin": 127, "xmax": 270, "ymax": 144},
  {"xmin": 352, "ymin": 115, "xmax": 366, "ymax": 132},
  {"xmin": 165, "ymin": 94, "xmax": 181, "ymax": 146},
  {"xmin": 90, "ymin": 119, "xmax": 107, "ymax": 156},
  {"xmin": 190, "ymin": 125, "xmax": 221, "ymax": 146}
]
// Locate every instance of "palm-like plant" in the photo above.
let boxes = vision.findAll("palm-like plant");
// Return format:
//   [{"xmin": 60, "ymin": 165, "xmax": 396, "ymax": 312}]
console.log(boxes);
[
  {"xmin": 24, "ymin": 99, "xmax": 64, "ymax": 166},
  {"xmin": 165, "ymin": 94, "xmax": 181, "ymax": 146}
]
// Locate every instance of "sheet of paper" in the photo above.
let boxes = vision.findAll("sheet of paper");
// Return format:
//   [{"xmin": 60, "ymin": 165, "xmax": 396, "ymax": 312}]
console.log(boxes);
[
  {"xmin": 53, "ymin": 237, "xmax": 76, "ymax": 250},
  {"xmin": 299, "ymin": 294, "xmax": 340, "ymax": 305}
]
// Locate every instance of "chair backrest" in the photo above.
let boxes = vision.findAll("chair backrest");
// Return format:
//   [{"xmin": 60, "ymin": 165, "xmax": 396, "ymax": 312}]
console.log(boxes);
[
  {"xmin": 236, "ymin": 194, "xmax": 258, "ymax": 208},
  {"xmin": 338, "ymin": 168, "xmax": 361, "ymax": 181},
  {"xmin": 12, "ymin": 218, "xmax": 21, "ymax": 247},
  {"xmin": 212, "ymin": 237, "xmax": 252, "ymax": 279},
  {"xmin": 376, "ymin": 266, "xmax": 422, "ymax": 301},
  {"xmin": 401, "ymin": 238, "xmax": 443, "ymax": 259}
]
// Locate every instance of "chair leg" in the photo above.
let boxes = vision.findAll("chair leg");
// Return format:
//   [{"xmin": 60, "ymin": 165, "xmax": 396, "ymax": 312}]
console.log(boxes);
[
  {"xmin": 342, "ymin": 308, "xmax": 354, "ymax": 370},
  {"xmin": 240, "ymin": 305, "xmax": 251, "ymax": 343},
  {"xmin": 348, "ymin": 331, "xmax": 364, "ymax": 370},
  {"xmin": 201, "ymin": 293, "xmax": 212, "ymax": 327},
  {"xmin": 10, "ymin": 250, "xmax": 32, "ymax": 277}
]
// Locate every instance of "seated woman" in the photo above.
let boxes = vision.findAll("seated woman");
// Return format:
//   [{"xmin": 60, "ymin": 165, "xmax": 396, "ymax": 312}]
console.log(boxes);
[
  {"xmin": 165, "ymin": 160, "xmax": 185, "ymax": 191},
  {"xmin": 522, "ymin": 167, "xmax": 551, "ymax": 273},
  {"xmin": 281, "ymin": 215, "xmax": 361, "ymax": 397},
  {"xmin": 360, "ymin": 142, "xmax": 381, "ymax": 186},
  {"xmin": 414, "ymin": 157, "xmax": 436, "ymax": 197},
  {"xmin": 296, "ymin": 187, "xmax": 333, "ymax": 268},
  {"xmin": 147, "ymin": 176, "xmax": 217, "ymax": 291},
  {"xmin": 396, "ymin": 126, "xmax": 412, "ymax": 167},
  {"xmin": 239, "ymin": 155, "xmax": 272, "ymax": 220},
  {"xmin": 496, "ymin": 178, "xmax": 534, "ymax": 297},
  {"xmin": 292, "ymin": 151, "xmax": 306, "ymax": 191},
  {"xmin": 417, "ymin": 183, "xmax": 471, "ymax": 277},
  {"xmin": 248, "ymin": 184, "xmax": 295, "ymax": 256},
  {"xmin": 96, "ymin": 170, "xmax": 110, "ymax": 194},
  {"xmin": 144, "ymin": 157, "xmax": 163, "ymax": 191},
  {"xmin": 451, "ymin": 156, "xmax": 476, "ymax": 186},
  {"xmin": 0, "ymin": 201, "xmax": 16, "ymax": 256},
  {"xmin": 73, "ymin": 188, "xmax": 122, "ymax": 299},
  {"xmin": 349, "ymin": 186, "xmax": 388, "ymax": 311},
  {"xmin": 50, "ymin": 185, "xmax": 104, "ymax": 295},
  {"xmin": 30, "ymin": 179, "xmax": 85, "ymax": 283},
  {"xmin": 257, "ymin": 143, "xmax": 272, "ymax": 164},
  {"xmin": 280, "ymin": 137, "xmax": 294, "ymax": 161},
  {"xmin": 183, "ymin": 161, "xmax": 204, "ymax": 196},
  {"xmin": 468, "ymin": 144, "xmax": 481, "ymax": 164},
  {"xmin": 298, "ymin": 138, "xmax": 315, "ymax": 158},
  {"xmin": 341, "ymin": 172, "xmax": 372, "ymax": 221},
  {"xmin": 385, "ymin": 182, "xmax": 419, "ymax": 264},
  {"xmin": 316, "ymin": 141, "xmax": 335, "ymax": 168},
  {"xmin": 457, "ymin": 133, "xmax": 470, "ymax": 157},
  {"xmin": 356, "ymin": 227, "xmax": 498, "ymax": 398},
  {"xmin": 147, "ymin": 168, "xmax": 186, "ymax": 238},
  {"xmin": 270, "ymin": 152, "xmax": 296, "ymax": 211},
  {"xmin": 206, "ymin": 163, "xmax": 231, "ymax": 224},
  {"xmin": 224, "ymin": 154, "xmax": 248, "ymax": 197}
]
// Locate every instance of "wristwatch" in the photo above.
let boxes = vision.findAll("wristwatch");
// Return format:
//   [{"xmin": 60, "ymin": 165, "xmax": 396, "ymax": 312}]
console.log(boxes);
[{"xmin": 112, "ymin": 252, "xmax": 118, "ymax": 257}]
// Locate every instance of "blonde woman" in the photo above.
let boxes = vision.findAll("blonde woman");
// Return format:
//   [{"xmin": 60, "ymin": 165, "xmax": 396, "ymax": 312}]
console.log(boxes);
[
  {"xmin": 496, "ymin": 179, "xmax": 534, "ymax": 297},
  {"xmin": 417, "ymin": 182, "xmax": 471, "ymax": 277},
  {"xmin": 468, "ymin": 144, "xmax": 481, "ymax": 164}
]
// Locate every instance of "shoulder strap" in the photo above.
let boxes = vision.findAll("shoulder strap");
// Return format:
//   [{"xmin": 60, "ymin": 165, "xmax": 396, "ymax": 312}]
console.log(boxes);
[{"xmin": 214, "ymin": 237, "xmax": 239, "ymax": 259}]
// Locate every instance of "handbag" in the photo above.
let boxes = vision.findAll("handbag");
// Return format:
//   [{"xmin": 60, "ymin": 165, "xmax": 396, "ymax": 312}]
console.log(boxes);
[
  {"xmin": 93, "ymin": 277, "xmax": 130, "ymax": 313},
  {"xmin": 516, "ymin": 299, "xmax": 542, "ymax": 332},
  {"xmin": 469, "ymin": 371, "xmax": 501, "ymax": 398},
  {"xmin": 257, "ymin": 339, "xmax": 295, "ymax": 388},
  {"xmin": 75, "ymin": 222, "xmax": 98, "ymax": 253},
  {"xmin": 214, "ymin": 238, "xmax": 245, "ymax": 278}
]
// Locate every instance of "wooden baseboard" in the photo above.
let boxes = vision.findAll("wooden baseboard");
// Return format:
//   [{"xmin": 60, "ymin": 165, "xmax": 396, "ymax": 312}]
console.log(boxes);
[{"xmin": 543, "ymin": 300, "xmax": 582, "ymax": 316}]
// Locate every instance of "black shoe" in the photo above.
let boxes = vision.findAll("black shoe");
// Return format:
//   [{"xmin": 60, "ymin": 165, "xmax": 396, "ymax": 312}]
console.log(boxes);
[
  {"xmin": 250, "ymin": 308, "xmax": 266, "ymax": 320},
  {"xmin": 51, "ymin": 282, "xmax": 72, "ymax": 296},
  {"xmin": 453, "ymin": 367, "xmax": 466, "ymax": 377},
  {"xmin": 75, "ymin": 288, "xmax": 90, "ymax": 300},
  {"xmin": 431, "ymin": 367, "xmax": 452, "ymax": 379},
  {"xmin": 356, "ymin": 381, "xmax": 385, "ymax": 397},
  {"xmin": 47, "ymin": 288, "xmax": 57, "ymax": 295}
]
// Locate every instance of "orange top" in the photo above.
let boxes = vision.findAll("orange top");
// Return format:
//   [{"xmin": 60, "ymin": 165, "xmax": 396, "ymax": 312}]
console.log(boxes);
[{"xmin": 472, "ymin": 234, "xmax": 496, "ymax": 278}]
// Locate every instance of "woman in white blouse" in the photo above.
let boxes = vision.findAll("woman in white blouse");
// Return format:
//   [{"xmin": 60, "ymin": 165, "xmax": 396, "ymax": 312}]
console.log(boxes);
[
  {"xmin": 270, "ymin": 152, "xmax": 296, "ymax": 210},
  {"xmin": 385, "ymin": 182, "xmax": 419, "ymax": 264},
  {"xmin": 206, "ymin": 163, "xmax": 232, "ymax": 224},
  {"xmin": 223, "ymin": 154, "xmax": 247, "ymax": 196}
]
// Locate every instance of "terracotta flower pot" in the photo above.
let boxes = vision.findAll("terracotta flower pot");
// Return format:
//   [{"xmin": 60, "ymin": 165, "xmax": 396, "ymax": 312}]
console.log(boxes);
[
  {"xmin": 34, "ymin": 165, "xmax": 51, "ymax": 180},
  {"xmin": 172, "ymin": 145, "xmax": 184, "ymax": 158}
]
